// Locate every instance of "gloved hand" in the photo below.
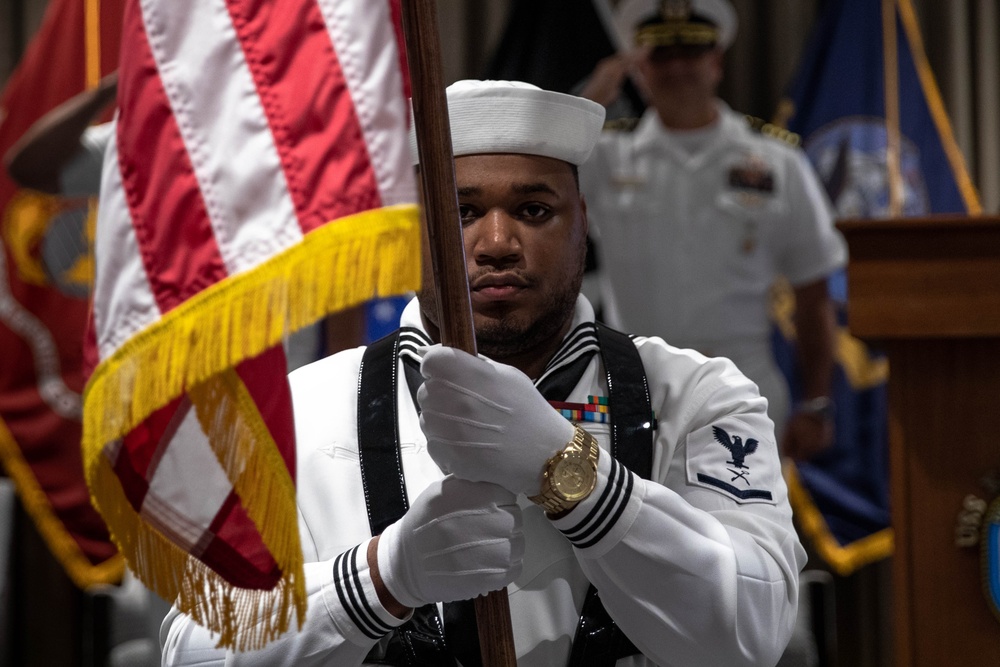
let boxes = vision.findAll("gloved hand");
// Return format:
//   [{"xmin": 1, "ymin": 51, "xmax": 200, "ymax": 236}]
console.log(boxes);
[
  {"xmin": 417, "ymin": 345, "xmax": 575, "ymax": 496},
  {"xmin": 377, "ymin": 475, "xmax": 524, "ymax": 609}
]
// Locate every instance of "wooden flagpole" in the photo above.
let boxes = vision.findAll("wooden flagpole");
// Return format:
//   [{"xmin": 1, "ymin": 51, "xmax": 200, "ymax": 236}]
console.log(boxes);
[{"xmin": 398, "ymin": 1, "xmax": 518, "ymax": 665}]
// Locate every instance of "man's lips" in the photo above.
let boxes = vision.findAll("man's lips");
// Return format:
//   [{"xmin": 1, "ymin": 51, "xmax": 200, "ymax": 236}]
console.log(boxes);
[
  {"xmin": 470, "ymin": 272, "xmax": 531, "ymax": 299},
  {"xmin": 471, "ymin": 272, "xmax": 531, "ymax": 289}
]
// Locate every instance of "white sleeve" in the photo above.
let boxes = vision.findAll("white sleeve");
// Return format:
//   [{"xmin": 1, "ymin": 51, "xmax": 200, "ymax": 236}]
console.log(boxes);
[
  {"xmin": 549, "ymin": 362, "xmax": 806, "ymax": 667},
  {"xmin": 774, "ymin": 149, "xmax": 847, "ymax": 286},
  {"xmin": 160, "ymin": 537, "xmax": 409, "ymax": 666}
]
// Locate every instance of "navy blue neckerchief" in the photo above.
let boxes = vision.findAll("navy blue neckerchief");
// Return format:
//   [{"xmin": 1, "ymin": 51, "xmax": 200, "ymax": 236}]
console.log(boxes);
[{"xmin": 357, "ymin": 323, "xmax": 653, "ymax": 666}]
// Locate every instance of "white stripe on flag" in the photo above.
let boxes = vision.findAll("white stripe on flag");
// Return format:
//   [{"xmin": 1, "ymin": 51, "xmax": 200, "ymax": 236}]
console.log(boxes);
[
  {"xmin": 143, "ymin": 407, "xmax": 233, "ymax": 552},
  {"xmin": 138, "ymin": 0, "xmax": 301, "ymax": 276},
  {"xmin": 319, "ymin": 0, "xmax": 417, "ymax": 207},
  {"xmin": 94, "ymin": 122, "xmax": 161, "ymax": 359}
]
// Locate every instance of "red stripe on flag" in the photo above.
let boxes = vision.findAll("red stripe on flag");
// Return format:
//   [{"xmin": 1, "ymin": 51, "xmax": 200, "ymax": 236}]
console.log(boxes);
[
  {"xmin": 115, "ymin": 1, "xmax": 228, "ymax": 314},
  {"xmin": 119, "ymin": 396, "xmax": 191, "ymax": 486},
  {"xmin": 388, "ymin": 0, "xmax": 410, "ymax": 100},
  {"xmin": 225, "ymin": 0, "xmax": 381, "ymax": 233},
  {"xmin": 203, "ymin": 490, "xmax": 281, "ymax": 589},
  {"xmin": 234, "ymin": 346, "xmax": 296, "ymax": 480}
]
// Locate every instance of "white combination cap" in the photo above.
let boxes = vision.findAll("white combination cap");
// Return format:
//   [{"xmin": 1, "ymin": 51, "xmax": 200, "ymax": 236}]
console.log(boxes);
[
  {"xmin": 408, "ymin": 80, "xmax": 606, "ymax": 167},
  {"xmin": 615, "ymin": 0, "xmax": 738, "ymax": 51}
]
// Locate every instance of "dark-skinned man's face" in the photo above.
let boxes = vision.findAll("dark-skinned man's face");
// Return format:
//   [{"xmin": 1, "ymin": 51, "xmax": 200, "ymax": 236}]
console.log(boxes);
[{"xmin": 418, "ymin": 153, "xmax": 588, "ymax": 362}]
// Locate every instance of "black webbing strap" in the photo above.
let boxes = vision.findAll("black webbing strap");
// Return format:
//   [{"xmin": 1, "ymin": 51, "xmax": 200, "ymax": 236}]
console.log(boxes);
[
  {"xmin": 357, "ymin": 325, "xmax": 655, "ymax": 666},
  {"xmin": 595, "ymin": 322, "xmax": 654, "ymax": 476},
  {"xmin": 358, "ymin": 331, "xmax": 456, "ymax": 665},
  {"xmin": 567, "ymin": 324, "xmax": 655, "ymax": 667},
  {"xmin": 358, "ymin": 330, "xmax": 408, "ymax": 537}
]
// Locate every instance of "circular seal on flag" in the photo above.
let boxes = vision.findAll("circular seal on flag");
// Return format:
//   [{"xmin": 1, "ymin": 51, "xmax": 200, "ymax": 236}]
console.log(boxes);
[
  {"xmin": 3, "ymin": 192, "xmax": 94, "ymax": 298},
  {"xmin": 41, "ymin": 201, "xmax": 94, "ymax": 299},
  {"xmin": 803, "ymin": 116, "xmax": 930, "ymax": 218}
]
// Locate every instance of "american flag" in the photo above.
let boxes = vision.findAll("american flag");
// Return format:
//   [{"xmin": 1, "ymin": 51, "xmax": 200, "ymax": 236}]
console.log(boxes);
[{"xmin": 83, "ymin": 0, "xmax": 420, "ymax": 649}]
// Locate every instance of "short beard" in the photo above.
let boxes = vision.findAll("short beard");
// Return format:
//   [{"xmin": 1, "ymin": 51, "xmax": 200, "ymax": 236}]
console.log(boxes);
[{"xmin": 474, "ymin": 268, "xmax": 583, "ymax": 362}]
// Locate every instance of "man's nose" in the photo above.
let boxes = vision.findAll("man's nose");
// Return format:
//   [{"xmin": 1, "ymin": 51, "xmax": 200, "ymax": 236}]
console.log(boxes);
[{"xmin": 470, "ymin": 210, "xmax": 522, "ymax": 265}]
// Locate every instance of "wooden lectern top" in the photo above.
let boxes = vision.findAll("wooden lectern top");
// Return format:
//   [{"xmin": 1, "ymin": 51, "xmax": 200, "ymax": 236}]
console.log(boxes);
[{"xmin": 837, "ymin": 215, "xmax": 1000, "ymax": 339}]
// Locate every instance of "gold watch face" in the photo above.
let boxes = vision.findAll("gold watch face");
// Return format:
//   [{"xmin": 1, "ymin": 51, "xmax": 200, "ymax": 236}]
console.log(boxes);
[{"xmin": 551, "ymin": 452, "xmax": 596, "ymax": 502}]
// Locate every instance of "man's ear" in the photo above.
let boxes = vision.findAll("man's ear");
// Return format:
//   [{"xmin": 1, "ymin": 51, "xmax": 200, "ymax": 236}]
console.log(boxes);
[{"xmin": 579, "ymin": 193, "xmax": 590, "ymax": 238}]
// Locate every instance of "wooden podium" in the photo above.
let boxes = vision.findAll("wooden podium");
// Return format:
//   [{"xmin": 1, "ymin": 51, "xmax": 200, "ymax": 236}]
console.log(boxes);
[{"xmin": 839, "ymin": 215, "xmax": 1000, "ymax": 666}]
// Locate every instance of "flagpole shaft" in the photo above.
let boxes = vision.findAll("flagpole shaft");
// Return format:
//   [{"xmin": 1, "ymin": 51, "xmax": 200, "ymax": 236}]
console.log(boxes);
[
  {"xmin": 400, "ymin": 0, "xmax": 475, "ymax": 352},
  {"xmin": 881, "ymin": 0, "xmax": 904, "ymax": 217},
  {"xmin": 398, "ymin": 2, "xmax": 517, "ymax": 666}
]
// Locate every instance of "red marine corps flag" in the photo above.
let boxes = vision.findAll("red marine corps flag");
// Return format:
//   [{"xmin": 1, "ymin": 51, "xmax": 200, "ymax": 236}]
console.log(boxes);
[
  {"xmin": 0, "ymin": 0, "xmax": 125, "ymax": 587},
  {"xmin": 83, "ymin": 0, "xmax": 420, "ymax": 649}
]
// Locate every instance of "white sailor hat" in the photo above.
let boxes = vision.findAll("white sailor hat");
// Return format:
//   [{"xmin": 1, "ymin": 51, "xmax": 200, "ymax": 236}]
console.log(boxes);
[
  {"xmin": 408, "ymin": 80, "xmax": 606, "ymax": 167},
  {"xmin": 614, "ymin": 0, "xmax": 738, "ymax": 51}
]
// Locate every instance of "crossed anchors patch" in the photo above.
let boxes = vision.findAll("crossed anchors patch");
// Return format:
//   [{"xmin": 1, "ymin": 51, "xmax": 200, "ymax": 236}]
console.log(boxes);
[{"xmin": 686, "ymin": 420, "xmax": 777, "ymax": 505}]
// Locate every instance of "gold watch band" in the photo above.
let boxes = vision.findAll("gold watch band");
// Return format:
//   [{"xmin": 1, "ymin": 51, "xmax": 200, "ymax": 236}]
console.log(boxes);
[{"xmin": 528, "ymin": 425, "xmax": 600, "ymax": 514}]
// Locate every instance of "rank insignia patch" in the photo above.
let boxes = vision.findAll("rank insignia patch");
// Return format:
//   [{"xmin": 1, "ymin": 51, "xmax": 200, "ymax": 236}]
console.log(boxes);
[{"xmin": 686, "ymin": 421, "xmax": 778, "ymax": 505}]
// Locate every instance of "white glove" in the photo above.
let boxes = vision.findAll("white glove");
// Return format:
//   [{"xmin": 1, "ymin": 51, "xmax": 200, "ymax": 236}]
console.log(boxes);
[
  {"xmin": 418, "ymin": 345, "xmax": 575, "ymax": 495},
  {"xmin": 377, "ymin": 476, "xmax": 524, "ymax": 609}
]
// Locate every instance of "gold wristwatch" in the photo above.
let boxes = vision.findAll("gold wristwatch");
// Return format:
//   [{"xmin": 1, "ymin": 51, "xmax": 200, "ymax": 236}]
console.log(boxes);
[{"xmin": 528, "ymin": 425, "xmax": 600, "ymax": 515}]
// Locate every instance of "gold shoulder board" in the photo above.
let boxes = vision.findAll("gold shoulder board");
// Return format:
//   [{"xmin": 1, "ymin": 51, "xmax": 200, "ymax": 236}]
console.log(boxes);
[
  {"xmin": 744, "ymin": 115, "xmax": 801, "ymax": 148},
  {"xmin": 603, "ymin": 117, "xmax": 641, "ymax": 133}
]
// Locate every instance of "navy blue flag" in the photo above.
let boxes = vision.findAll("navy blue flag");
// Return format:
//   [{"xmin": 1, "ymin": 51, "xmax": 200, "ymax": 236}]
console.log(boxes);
[{"xmin": 776, "ymin": 0, "xmax": 980, "ymax": 575}]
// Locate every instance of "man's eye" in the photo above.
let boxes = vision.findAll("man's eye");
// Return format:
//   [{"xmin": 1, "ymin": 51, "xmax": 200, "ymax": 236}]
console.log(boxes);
[
  {"xmin": 520, "ymin": 203, "xmax": 551, "ymax": 220},
  {"xmin": 458, "ymin": 205, "xmax": 478, "ymax": 223}
]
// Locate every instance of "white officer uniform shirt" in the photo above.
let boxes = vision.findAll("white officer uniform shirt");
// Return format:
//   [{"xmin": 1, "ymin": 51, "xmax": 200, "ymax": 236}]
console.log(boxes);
[
  {"xmin": 580, "ymin": 101, "xmax": 847, "ymax": 431},
  {"xmin": 161, "ymin": 295, "xmax": 806, "ymax": 667}
]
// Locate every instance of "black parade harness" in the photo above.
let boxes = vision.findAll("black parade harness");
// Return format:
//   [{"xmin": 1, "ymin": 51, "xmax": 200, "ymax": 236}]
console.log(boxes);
[{"xmin": 357, "ymin": 324, "xmax": 654, "ymax": 666}]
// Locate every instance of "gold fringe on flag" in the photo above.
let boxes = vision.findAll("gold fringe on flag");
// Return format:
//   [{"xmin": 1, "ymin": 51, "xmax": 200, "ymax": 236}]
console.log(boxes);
[
  {"xmin": 83, "ymin": 204, "xmax": 421, "ymax": 650},
  {"xmin": 88, "ymin": 370, "xmax": 305, "ymax": 651},
  {"xmin": 0, "ymin": 418, "xmax": 125, "ymax": 588},
  {"xmin": 784, "ymin": 461, "xmax": 894, "ymax": 576}
]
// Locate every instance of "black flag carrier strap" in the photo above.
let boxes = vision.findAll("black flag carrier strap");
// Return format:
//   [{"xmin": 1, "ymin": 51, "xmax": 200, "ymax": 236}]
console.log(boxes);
[{"xmin": 356, "ymin": 324, "xmax": 654, "ymax": 666}]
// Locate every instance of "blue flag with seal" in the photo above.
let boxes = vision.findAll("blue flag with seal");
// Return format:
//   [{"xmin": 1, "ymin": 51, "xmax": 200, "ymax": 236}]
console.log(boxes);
[{"xmin": 774, "ymin": 0, "xmax": 981, "ymax": 575}]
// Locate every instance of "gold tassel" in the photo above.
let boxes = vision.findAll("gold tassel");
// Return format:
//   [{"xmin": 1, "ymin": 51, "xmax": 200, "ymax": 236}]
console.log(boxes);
[
  {"xmin": 91, "ymin": 452, "xmax": 300, "ymax": 650},
  {"xmin": 0, "ymin": 418, "xmax": 124, "ymax": 588},
  {"xmin": 83, "ymin": 204, "xmax": 420, "ymax": 454},
  {"xmin": 189, "ymin": 370, "xmax": 307, "ymax": 639},
  {"xmin": 82, "ymin": 205, "xmax": 420, "ymax": 649}
]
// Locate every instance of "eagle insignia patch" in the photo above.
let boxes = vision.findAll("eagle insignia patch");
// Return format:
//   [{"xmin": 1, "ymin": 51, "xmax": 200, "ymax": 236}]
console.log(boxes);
[
  {"xmin": 685, "ymin": 421, "xmax": 777, "ymax": 505},
  {"xmin": 713, "ymin": 425, "xmax": 758, "ymax": 471}
]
